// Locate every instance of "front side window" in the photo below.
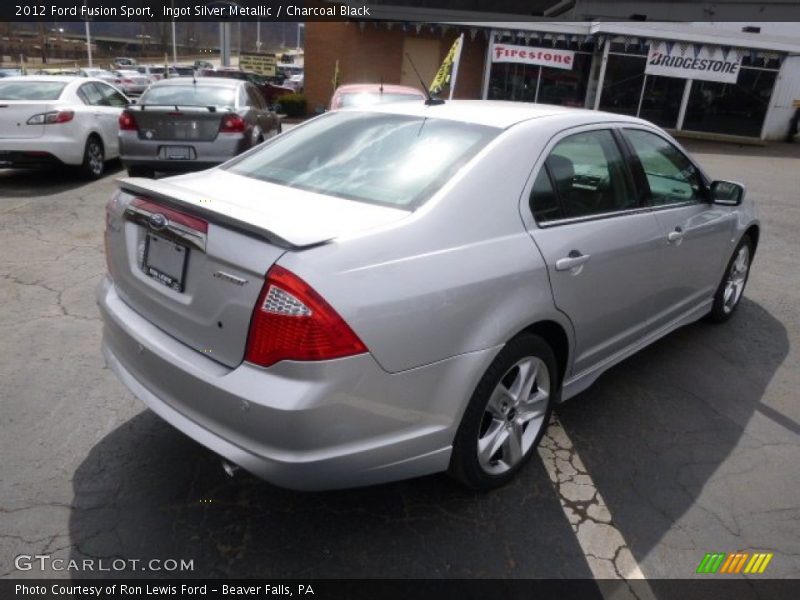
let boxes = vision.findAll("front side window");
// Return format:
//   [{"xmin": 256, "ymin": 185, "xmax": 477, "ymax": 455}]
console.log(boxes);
[
  {"xmin": 540, "ymin": 129, "xmax": 636, "ymax": 220},
  {"xmin": 226, "ymin": 111, "xmax": 499, "ymax": 209},
  {"xmin": 96, "ymin": 83, "xmax": 128, "ymax": 107},
  {"xmin": 623, "ymin": 129, "xmax": 705, "ymax": 205}
]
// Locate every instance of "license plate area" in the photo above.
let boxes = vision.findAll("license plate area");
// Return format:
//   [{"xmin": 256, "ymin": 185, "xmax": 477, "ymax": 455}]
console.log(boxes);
[
  {"xmin": 142, "ymin": 232, "xmax": 189, "ymax": 292},
  {"xmin": 158, "ymin": 145, "xmax": 195, "ymax": 160}
]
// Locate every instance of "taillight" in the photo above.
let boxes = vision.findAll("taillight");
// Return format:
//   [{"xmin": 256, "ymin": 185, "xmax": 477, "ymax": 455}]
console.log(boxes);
[
  {"xmin": 26, "ymin": 110, "xmax": 74, "ymax": 125},
  {"xmin": 245, "ymin": 265, "xmax": 367, "ymax": 368},
  {"xmin": 119, "ymin": 111, "xmax": 137, "ymax": 131},
  {"xmin": 219, "ymin": 114, "xmax": 246, "ymax": 133},
  {"xmin": 104, "ymin": 193, "xmax": 119, "ymax": 279}
]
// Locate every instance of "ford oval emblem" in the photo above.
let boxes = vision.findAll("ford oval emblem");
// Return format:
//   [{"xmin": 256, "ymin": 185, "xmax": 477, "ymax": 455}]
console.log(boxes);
[{"xmin": 148, "ymin": 213, "xmax": 168, "ymax": 231}]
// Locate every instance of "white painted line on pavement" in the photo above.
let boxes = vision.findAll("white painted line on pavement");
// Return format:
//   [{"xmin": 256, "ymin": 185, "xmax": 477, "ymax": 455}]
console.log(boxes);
[{"xmin": 538, "ymin": 416, "xmax": 657, "ymax": 600}]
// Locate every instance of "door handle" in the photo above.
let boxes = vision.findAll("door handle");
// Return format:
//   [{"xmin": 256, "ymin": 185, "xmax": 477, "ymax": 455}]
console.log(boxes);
[
  {"xmin": 667, "ymin": 227, "xmax": 684, "ymax": 243},
  {"xmin": 555, "ymin": 251, "xmax": 591, "ymax": 272}
]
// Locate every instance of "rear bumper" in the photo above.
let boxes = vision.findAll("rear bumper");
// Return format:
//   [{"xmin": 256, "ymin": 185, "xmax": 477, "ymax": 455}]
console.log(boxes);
[
  {"xmin": 0, "ymin": 150, "xmax": 64, "ymax": 169},
  {"xmin": 97, "ymin": 276, "xmax": 494, "ymax": 490},
  {"xmin": 119, "ymin": 131, "xmax": 250, "ymax": 172},
  {"xmin": 0, "ymin": 135, "xmax": 85, "ymax": 166}
]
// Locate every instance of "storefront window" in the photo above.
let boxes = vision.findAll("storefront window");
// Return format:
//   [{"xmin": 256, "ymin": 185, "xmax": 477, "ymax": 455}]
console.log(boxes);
[
  {"xmin": 488, "ymin": 52, "xmax": 592, "ymax": 107},
  {"xmin": 638, "ymin": 75, "xmax": 685, "ymax": 128},
  {"xmin": 537, "ymin": 53, "xmax": 592, "ymax": 107},
  {"xmin": 683, "ymin": 68, "xmax": 778, "ymax": 137},
  {"xmin": 598, "ymin": 54, "xmax": 646, "ymax": 116}
]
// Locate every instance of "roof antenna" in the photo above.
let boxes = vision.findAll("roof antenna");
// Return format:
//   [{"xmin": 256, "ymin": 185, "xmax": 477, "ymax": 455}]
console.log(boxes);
[{"xmin": 405, "ymin": 53, "xmax": 444, "ymax": 106}]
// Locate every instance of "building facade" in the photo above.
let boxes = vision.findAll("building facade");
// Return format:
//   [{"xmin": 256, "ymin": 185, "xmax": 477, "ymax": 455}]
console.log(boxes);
[{"xmin": 305, "ymin": 20, "xmax": 800, "ymax": 141}]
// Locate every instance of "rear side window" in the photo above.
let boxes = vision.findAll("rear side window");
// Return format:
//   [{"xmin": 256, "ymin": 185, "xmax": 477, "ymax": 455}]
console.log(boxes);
[
  {"xmin": 544, "ymin": 130, "xmax": 635, "ymax": 220},
  {"xmin": 0, "ymin": 81, "xmax": 66, "ymax": 100},
  {"xmin": 529, "ymin": 168, "xmax": 563, "ymax": 223},
  {"xmin": 226, "ymin": 111, "xmax": 499, "ymax": 209},
  {"xmin": 623, "ymin": 129, "xmax": 705, "ymax": 205}
]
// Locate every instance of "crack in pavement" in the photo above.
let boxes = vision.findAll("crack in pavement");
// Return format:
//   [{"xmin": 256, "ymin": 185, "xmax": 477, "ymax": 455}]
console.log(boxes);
[{"xmin": 539, "ymin": 416, "xmax": 657, "ymax": 600}]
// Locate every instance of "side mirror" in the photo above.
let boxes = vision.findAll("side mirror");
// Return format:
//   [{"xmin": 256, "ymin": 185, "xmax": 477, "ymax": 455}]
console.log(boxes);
[{"xmin": 710, "ymin": 180, "xmax": 745, "ymax": 206}]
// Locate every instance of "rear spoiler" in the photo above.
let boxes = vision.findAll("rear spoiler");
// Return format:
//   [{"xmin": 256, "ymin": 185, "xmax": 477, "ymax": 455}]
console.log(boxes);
[{"xmin": 118, "ymin": 177, "xmax": 313, "ymax": 251}]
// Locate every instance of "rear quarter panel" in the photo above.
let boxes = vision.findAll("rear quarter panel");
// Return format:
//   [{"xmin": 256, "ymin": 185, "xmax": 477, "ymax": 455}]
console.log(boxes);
[{"xmin": 279, "ymin": 123, "xmax": 573, "ymax": 374}]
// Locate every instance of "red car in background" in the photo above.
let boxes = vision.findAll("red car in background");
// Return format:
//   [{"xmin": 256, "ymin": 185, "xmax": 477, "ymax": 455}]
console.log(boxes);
[
  {"xmin": 329, "ymin": 83, "xmax": 427, "ymax": 110},
  {"xmin": 199, "ymin": 69, "xmax": 294, "ymax": 106}
]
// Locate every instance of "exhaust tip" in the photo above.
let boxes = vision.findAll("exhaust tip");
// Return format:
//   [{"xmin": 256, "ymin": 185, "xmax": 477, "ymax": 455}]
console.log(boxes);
[{"xmin": 221, "ymin": 459, "xmax": 241, "ymax": 478}]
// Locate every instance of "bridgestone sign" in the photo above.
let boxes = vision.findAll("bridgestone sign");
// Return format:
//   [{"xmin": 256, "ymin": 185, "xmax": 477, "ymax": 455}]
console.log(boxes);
[
  {"xmin": 645, "ymin": 42, "xmax": 742, "ymax": 84},
  {"xmin": 491, "ymin": 43, "xmax": 575, "ymax": 70}
]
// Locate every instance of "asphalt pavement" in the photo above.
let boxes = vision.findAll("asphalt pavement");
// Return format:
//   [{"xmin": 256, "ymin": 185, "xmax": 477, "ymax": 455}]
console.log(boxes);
[{"xmin": 1, "ymin": 139, "xmax": 799, "ymax": 582}]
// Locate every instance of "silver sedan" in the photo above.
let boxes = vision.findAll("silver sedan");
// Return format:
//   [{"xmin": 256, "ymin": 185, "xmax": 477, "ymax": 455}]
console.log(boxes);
[
  {"xmin": 118, "ymin": 77, "xmax": 281, "ymax": 178},
  {"xmin": 99, "ymin": 101, "xmax": 758, "ymax": 490}
]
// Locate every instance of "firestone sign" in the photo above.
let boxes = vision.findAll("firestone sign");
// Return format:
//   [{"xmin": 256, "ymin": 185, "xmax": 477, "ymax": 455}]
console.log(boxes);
[
  {"xmin": 645, "ymin": 42, "xmax": 742, "ymax": 84},
  {"xmin": 491, "ymin": 43, "xmax": 575, "ymax": 71}
]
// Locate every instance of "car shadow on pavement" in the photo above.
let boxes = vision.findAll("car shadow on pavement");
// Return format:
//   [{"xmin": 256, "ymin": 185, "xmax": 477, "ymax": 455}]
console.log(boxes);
[
  {"xmin": 0, "ymin": 162, "xmax": 122, "ymax": 198},
  {"xmin": 68, "ymin": 298, "xmax": 787, "ymax": 579},
  {"xmin": 557, "ymin": 297, "xmax": 790, "ymax": 577}
]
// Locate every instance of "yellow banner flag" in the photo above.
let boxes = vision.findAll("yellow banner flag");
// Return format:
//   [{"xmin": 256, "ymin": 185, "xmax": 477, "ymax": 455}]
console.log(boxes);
[
  {"xmin": 429, "ymin": 35, "xmax": 463, "ymax": 97},
  {"xmin": 332, "ymin": 59, "xmax": 341, "ymax": 90}
]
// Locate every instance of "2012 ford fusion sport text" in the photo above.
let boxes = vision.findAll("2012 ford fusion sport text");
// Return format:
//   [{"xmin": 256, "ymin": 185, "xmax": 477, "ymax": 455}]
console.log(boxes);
[{"xmin": 97, "ymin": 100, "xmax": 758, "ymax": 491}]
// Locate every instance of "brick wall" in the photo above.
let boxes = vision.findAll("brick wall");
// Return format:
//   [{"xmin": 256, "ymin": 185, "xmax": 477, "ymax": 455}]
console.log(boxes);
[{"xmin": 304, "ymin": 22, "xmax": 488, "ymax": 114}]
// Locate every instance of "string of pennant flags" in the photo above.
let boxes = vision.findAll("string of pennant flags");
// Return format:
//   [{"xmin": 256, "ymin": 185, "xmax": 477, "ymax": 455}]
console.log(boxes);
[{"xmin": 349, "ymin": 22, "xmax": 782, "ymax": 67}]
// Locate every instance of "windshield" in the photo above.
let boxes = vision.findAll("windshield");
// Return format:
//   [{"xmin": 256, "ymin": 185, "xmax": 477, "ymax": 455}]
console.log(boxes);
[
  {"xmin": 225, "ymin": 111, "xmax": 499, "ymax": 209},
  {"xmin": 140, "ymin": 85, "xmax": 236, "ymax": 107},
  {"xmin": 0, "ymin": 81, "xmax": 66, "ymax": 100}
]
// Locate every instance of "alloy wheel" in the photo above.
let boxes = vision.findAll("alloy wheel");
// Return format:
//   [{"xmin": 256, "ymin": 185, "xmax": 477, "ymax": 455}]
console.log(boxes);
[
  {"xmin": 477, "ymin": 356, "xmax": 550, "ymax": 475},
  {"xmin": 723, "ymin": 245, "xmax": 750, "ymax": 314}
]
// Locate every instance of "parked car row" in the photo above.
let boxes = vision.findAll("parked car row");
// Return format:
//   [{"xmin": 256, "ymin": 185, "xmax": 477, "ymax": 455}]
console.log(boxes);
[{"xmin": 0, "ymin": 75, "xmax": 281, "ymax": 179}]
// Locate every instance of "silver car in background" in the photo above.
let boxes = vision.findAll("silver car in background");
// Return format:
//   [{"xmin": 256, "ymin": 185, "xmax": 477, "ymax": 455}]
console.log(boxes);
[
  {"xmin": 99, "ymin": 101, "xmax": 758, "ymax": 490},
  {"xmin": 118, "ymin": 77, "xmax": 281, "ymax": 178},
  {"xmin": 111, "ymin": 70, "xmax": 150, "ymax": 96}
]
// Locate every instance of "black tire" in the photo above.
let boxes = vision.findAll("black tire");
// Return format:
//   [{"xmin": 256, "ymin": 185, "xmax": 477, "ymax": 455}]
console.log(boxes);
[
  {"xmin": 79, "ymin": 135, "xmax": 105, "ymax": 180},
  {"xmin": 127, "ymin": 166, "xmax": 155, "ymax": 178},
  {"xmin": 707, "ymin": 235, "xmax": 753, "ymax": 323},
  {"xmin": 449, "ymin": 333, "xmax": 558, "ymax": 490}
]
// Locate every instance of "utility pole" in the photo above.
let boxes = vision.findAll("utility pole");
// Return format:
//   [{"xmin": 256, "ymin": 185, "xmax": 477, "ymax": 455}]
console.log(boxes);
[
  {"xmin": 84, "ymin": 20, "xmax": 93, "ymax": 67},
  {"xmin": 171, "ymin": 1, "xmax": 177, "ymax": 64},
  {"xmin": 219, "ymin": 22, "xmax": 231, "ymax": 67}
]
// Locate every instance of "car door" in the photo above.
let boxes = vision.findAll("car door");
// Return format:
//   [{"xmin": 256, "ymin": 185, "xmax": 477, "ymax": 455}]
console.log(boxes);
[
  {"xmin": 245, "ymin": 83, "xmax": 277, "ymax": 138},
  {"xmin": 620, "ymin": 127, "xmax": 735, "ymax": 330},
  {"xmin": 77, "ymin": 82, "xmax": 122, "ymax": 157},
  {"xmin": 93, "ymin": 82, "xmax": 129, "ymax": 157},
  {"xmin": 527, "ymin": 127, "xmax": 665, "ymax": 377}
]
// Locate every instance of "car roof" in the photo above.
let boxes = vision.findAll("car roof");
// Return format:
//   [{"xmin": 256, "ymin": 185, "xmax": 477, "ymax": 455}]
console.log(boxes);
[
  {"xmin": 358, "ymin": 99, "xmax": 651, "ymax": 129},
  {"xmin": 336, "ymin": 83, "xmax": 424, "ymax": 96},
  {"xmin": 149, "ymin": 76, "xmax": 241, "ymax": 88},
  {"xmin": 0, "ymin": 76, "xmax": 88, "ymax": 84}
]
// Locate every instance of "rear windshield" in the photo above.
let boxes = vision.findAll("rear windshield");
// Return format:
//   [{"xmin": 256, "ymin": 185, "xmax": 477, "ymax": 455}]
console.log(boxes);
[
  {"xmin": 0, "ymin": 81, "xmax": 67, "ymax": 100},
  {"xmin": 225, "ymin": 111, "xmax": 499, "ymax": 209},
  {"xmin": 139, "ymin": 85, "xmax": 235, "ymax": 107},
  {"xmin": 340, "ymin": 92, "xmax": 423, "ymax": 107}
]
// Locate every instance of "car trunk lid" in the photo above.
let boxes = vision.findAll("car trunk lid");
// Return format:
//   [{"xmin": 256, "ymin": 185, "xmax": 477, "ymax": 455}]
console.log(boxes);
[
  {"xmin": 108, "ymin": 172, "xmax": 410, "ymax": 367},
  {"xmin": 131, "ymin": 106, "xmax": 226, "ymax": 142},
  {"xmin": 0, "ymin": 102, "xmax": 51, "ymax": 139}
]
